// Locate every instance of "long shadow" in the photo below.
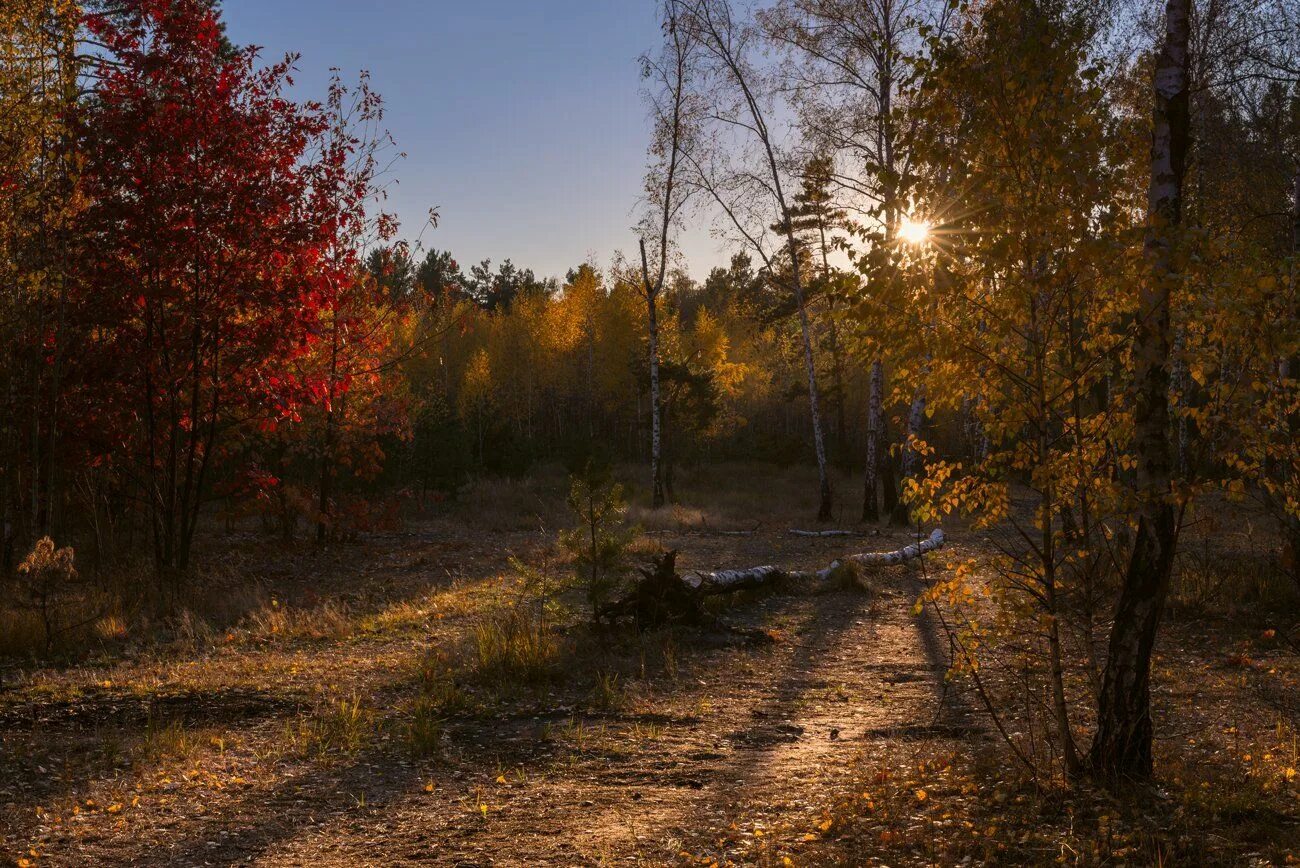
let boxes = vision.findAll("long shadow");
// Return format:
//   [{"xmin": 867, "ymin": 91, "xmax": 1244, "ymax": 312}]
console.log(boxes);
[
  {"xmin": 0, "ymin": 521, "xmax": 532, "ymax": 839},
  {"xmin": 0, "ymin": 685, "xmax": 304, "ymax": 732},
  {"xmin": 636, "ymin": 585, "xmax": 875, "ymax": 850},
  {"xmin": 0, "ymin": 686, "xmax": 309, "ymax": 831},
  {"xmin": 652, "ymin": 535, "xmax": 988, "ymax": 862},
  {"xmin": 131, "ymin": 744, "xmax": 423, "ymax": 866},
  {"xmin": 901, "ymin": 557, "xmax": 986, "ymax": 734},
  {"xmin": 3, "ymin": 532, "xmax": 978, "ymax": 865},
  {"xmin": 27, "ymin": 664, "xmax": 443, "ymax": 865}
]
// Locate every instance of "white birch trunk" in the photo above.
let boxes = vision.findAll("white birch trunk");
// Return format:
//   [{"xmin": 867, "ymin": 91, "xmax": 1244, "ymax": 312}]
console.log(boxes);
[
  {"xmin": 643, "ymin": 241, "xmax": 665, "ymax": 510},
  {"xmin": 649, "ymin": 300, "xmax": 665, "ymax": 508},
  {"xmin": 794, "ymin": 285, "xmax": 834, "ymax": 521}
]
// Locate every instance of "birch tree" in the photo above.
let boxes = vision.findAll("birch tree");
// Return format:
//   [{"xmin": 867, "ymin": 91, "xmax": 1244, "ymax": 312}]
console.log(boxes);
[
  {"xmin": 676, "ymin": 0, "xmax": 835, "ymax": 521},
  {"xmin": 905, "ymin": 0, "xmax": 1134, "ymax": 780},
  {"xmin": 639, "ymin": 2, "xmax": 699, "ymax": 509},
  {"xmin": 1089, "ymin": 0, "xmax": 1193, "ymax": 782},
  {"xmin": 762, "ymin": 0, "xmax": 940, "ymax": 522}
]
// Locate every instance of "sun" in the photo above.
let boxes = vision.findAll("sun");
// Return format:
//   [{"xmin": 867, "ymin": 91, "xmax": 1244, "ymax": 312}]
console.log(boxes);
[{"xmin": 898, "ymin": 216, "xmax": 932, "ymax": 245}]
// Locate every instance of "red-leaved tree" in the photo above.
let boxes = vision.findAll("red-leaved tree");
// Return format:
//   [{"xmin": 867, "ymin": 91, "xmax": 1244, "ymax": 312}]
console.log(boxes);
[{"xmin": 78, "ymin": 0, "xmax": 335, "ymax": 582}]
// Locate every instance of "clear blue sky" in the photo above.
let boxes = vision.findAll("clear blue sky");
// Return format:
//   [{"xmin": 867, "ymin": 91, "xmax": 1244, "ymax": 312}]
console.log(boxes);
[{"xmin": 221, "ymin": 0, "xmax": 725, "ymax": 281}]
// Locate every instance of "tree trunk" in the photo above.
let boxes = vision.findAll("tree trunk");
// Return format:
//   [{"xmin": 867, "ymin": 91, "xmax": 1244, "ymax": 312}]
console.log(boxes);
[
  {"xmin": 817, "ymin": 223, "xmax": 848, "ymax": 467},
  {"xmin": 601, "ymin": 530, "xmax": 946, "ymax": 627},
  {"xmin": 863, "ymin": 359, "xmax": 884, "ymax": 521},
  {"xmin": 1292, "ymin": 165, "xmax": 1299, "ymax": 254},
  {"xmin": 641, "ymin": 240, "xmax": 666, "ymax": 509},
  {"xmin": 795, "ymin": 285, "xmax": 834, "ymax": 522},
  {"xmin": 1089, "ymin": 0, "xmax": 1190, "ymax": 783},
  {"xmin": 1288, "ymin": 168, "xmax": 1300, "ymax": 590},
  {"xmin": 880, "ymin": 429, "xmax": 899, "ymax": 519},
  {"xmin": 317, "ymin": 321, "xmax": 339, "ymax": 543},
  {"xmin": 893, "ymin": 381, "xmax": 926, "ymax": 525}
]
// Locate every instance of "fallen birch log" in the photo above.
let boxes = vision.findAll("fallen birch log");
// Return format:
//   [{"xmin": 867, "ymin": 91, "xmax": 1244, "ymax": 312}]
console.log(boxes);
[
  {"xmin": 685, "ymin": 529, "xmax": 946, "ymax": 593},
  {"xmin": 788, "ymin": 529, "xmax": 859, "ymax": 538},
  {"xmin": 844, "ymin": 528, "xmax": 945, "ymax": 568},
  {"xmin": 602, "ymin": 529, "xmax": 946, "ymax": 629}
]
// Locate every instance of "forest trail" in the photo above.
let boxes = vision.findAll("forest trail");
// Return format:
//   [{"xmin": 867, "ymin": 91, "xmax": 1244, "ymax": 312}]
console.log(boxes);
[
  {"xmin": 5, "ymin": 499, "xmax": 1300, "ymax": 866},
  {"xmin": 1, "ymin": 520, "xmax": 980, "ymax": 867},
  {"xmin": 262, "ymin": 565, "xmax": 975, "ymax": 866}
]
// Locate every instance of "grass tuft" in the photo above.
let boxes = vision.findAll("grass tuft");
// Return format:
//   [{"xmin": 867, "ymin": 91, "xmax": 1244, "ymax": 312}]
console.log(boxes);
[{"xmin": 470, "ymin": 608, "xmax": 564, "ymax": 686}]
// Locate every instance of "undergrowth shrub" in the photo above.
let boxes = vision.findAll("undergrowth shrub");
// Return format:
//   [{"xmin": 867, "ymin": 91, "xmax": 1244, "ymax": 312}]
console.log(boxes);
[
  {"xmin": 1173, "ymin": 536, "xmax": 1298, "ymax": 614},
  {"xmin": 9, "ymin": 537, "xmax": 87, "ymax": 654},
  {"xmin": 560, "ymin": 463, "xmax": 636, "ymax": 619}
]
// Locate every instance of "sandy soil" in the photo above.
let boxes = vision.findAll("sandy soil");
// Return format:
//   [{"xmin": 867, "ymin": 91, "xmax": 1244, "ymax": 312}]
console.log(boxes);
[{"xmin": 2, "ymin": 505, "xmax": 1297, "ymax": 866}]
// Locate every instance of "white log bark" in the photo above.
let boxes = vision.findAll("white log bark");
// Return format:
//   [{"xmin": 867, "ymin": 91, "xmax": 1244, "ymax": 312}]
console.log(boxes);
[
  {"xmin": 643, "ymin": 528, "xmax": 758, "ymax": 537},
  {"xmin": 788, "ymin": 529, "xmax": 858, "ymax": 537},
  {"xmin": 681, "ymin": 529, "xmax": 945, "ymax": 594},
  {"xmin": 843, "ymin": 528, "xmax": 945, "ymax": 568}
]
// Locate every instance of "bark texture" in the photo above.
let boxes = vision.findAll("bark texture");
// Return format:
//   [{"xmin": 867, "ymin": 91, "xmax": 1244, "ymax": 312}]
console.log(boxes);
[
  {"xmin": 642, "ymin": 240, "xmax": 666, "ymax": 510},
  {"xmin": 1089, "ymin": 0, "xmax": 1190, "ymax": 783}
]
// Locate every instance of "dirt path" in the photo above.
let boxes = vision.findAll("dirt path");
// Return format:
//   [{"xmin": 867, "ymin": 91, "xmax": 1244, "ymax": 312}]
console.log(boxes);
[
  {"xmin": 3, "ymin": 523, "xmax": 985, "ymax": 867},
  {"xmin": 6, "ymin": 509, "xmax": 1300, "ymax": 866},
  {"xmin": 216, "ymin": 570, "xmax": 971, "ymax": 867},
  {"xmin": 275, "ymin": 585, "xmax": 958, "ymax": 866}
]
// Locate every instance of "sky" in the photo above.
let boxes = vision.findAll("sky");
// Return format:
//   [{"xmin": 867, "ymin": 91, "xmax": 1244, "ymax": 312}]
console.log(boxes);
[{"xmin": 220, "ymin": 0, "xmax": 727, "ymax": 281}]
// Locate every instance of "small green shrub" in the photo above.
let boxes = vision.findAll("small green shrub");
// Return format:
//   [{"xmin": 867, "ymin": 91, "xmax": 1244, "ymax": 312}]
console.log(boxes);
[{"xmin": 559, "ymin": 463, "xmax": 636, "ymax": 619}]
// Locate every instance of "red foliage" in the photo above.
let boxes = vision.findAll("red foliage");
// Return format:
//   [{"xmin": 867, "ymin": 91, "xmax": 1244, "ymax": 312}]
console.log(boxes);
[{"xmin": 76, "ymin": 0, "xmax": 347, "ymax": 571}]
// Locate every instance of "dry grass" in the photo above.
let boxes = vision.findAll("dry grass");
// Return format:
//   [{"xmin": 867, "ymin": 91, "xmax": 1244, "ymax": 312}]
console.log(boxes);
[
  {"xmin": 3, "ymin": 466, "xmax": 1298, "ymax": 867},
  {"xmin": 136, "ymin": 717, "xmax": 202, "ymax": 764},
  {"xmin": 407, "ymin": 695, "xmax": 447, "ymax": 757},
  {"xmin": 469, "ymin": 607, "xmax": 566, "ymax": 686},
  {"xmin": 586, "ymin": 670, "xmax": 625, "ymax": 712},
  {"xmin": 632, "ymin": 462, "xmax": 862, "ymax": 528},
  {"xmin": 283, "ymin": 693, "xmax": 377, "ymax": 759},
  {"xmin": 240, "ymin": 598, "xmax": 353, "ymax": 643},
  {"xmin": 0, "ymin": 609, "xmax": 48, "ymax": 658},
  {"xmin": 447, "ymin": 465, "xmax": 569, "ymax": 531}
]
